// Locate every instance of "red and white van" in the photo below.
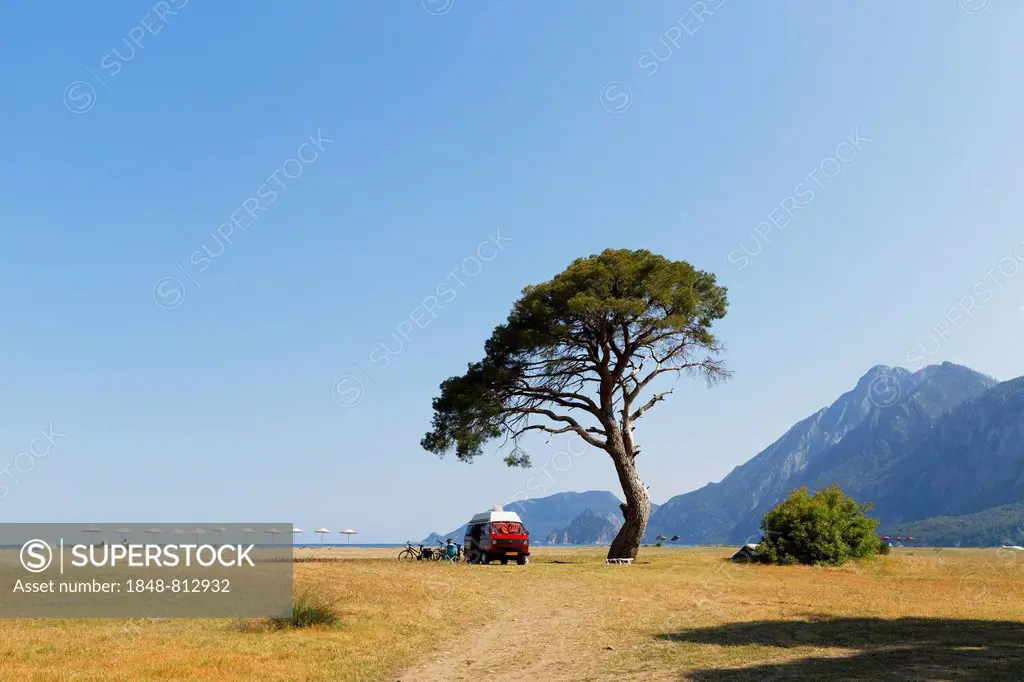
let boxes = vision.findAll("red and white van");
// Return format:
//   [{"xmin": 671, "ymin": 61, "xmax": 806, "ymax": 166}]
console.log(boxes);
[{"xmin": 463, "ymin": 506, "xmax": 530, "ymax": 565}]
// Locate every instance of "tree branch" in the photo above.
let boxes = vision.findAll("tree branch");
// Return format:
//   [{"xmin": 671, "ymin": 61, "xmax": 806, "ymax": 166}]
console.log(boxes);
[
  {"xmin": 506, "ymin": 407, "xmax": 608, "ymax": 450},
  {"xmin": 629, "ymin": 390, "xmax": 673, "ymax": 422}
]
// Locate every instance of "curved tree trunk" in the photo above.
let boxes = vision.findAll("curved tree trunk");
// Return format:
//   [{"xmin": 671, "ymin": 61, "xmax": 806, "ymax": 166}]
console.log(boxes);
[{"xmin": 607, "ymin": 447, "xmax": 650, "ymax": 560}]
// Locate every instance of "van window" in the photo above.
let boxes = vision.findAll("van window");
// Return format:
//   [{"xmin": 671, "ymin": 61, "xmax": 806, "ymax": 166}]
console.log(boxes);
[{"xmin": 490, "ymin": 521, "xmax": 524, "ymax": 534}]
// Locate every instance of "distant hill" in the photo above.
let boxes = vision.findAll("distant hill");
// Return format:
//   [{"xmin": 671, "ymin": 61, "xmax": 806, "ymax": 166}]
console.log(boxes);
[
  {"xmin": 544, "ymin": 508, "xmax": 622, "ymax": 545},
  {"xmin": 647, "ymin": 362, "xmax": 1001, "ymax": 543},
  {"xmin": 424, "ymin": 491, "xmax": 644, "ymax": 544},
  {"xmin": 421, "ymin": 532, "xmax": 446, "ymax": 546},
  {"xmin": 888, "ymin": 503, "xmax": 1024, "ymax": 547}
]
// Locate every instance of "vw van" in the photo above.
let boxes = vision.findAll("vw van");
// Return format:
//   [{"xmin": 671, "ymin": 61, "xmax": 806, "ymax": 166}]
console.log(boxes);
[{"xmin": 463, "ymin": 506, "xmax": 530, "ymax": 565}]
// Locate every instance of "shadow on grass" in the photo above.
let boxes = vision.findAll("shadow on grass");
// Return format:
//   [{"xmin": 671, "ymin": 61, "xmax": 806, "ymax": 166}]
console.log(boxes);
[{"xmin": 659, "ymin": 617, "xmax": 1024, "ymax": 680}]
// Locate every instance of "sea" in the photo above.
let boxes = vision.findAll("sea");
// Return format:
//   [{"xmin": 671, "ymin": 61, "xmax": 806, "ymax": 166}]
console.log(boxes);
[{"xmin": 296, "ymin": 543, "xmax": 404, "ymax": 548}]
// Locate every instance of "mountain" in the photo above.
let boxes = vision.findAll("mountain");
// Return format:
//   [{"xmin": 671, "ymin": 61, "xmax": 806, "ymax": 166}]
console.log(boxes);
[
  {"xmin": 423, "ymin": 491, "xmax": 637, "ymax": 544},
  {"xmin": 646, "ymin": 365, "xmax": 919, "ymax": 543},
  {"xmin": 888, "ymin": 502, "xmax": 1024, "ymax": 547},
  {"xmin": 868, "ymin": 375, "xmax": 1024, "ymax": 524},
  {"xmin": 648, "ymin": 362, "xmax": 999, "ymax": 543},
  {"xmin": 544, "ymin": 508, "xmax": 622, "ymax": 544}
]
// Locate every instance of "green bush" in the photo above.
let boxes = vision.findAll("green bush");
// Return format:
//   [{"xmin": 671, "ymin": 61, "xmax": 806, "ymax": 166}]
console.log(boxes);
[{"xmin": 753, "ymin": 483, "xmax": 886, "ymax": 566}]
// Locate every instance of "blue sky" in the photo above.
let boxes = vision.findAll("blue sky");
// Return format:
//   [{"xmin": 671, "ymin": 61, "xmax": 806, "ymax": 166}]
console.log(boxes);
[{"xmin": 1, "ymin": 1, "xmax": 1022, "ymax": 541}]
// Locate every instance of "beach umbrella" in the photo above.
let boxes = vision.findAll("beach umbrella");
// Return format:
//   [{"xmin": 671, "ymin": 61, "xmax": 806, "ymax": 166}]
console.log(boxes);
[
  {"xmin": 292, "ymin": 529, "xmax": 303, "ymax": 545},
  {"xmin": 82, "ymin": 526, "xmax": 102, "ymax": 544},
  {"xmin": 670, "ymin": 534, "xmax": 680, "ymax": 542},
  {"xmin": 146, "ymin": 528, "xmax": 163, "ymax": 542},
  {"xmin": 314, "ymin": 527, "xmax": 331, "ymax": 542},
  {"xmin": 190, "ymin": 528, "xmax": 206, "ymax": 543},
  {"xmin": 238, "ymin": 528, "xmax": 257, "ymax": 542},
  {"xmin": 655, "ymin": 534, "xmax": 667, "ymax": 542},
  {"xmin": 265, "ymin": 528, "xmax": 283, "ymax": 544},
  {"xmin": 171, "ymin": 528, "xmax": 189, "ymax": 545},
  {"xmin": 339, "ymin": 529, "xmax": 357, "ymax": 544},
  {"xmin": 210, "ymin": 526, "xmax": 228, "ymax": 541},
  {"xmin": 115, "ymin": 528, "xmax": 132, "ymax": 542},
  {"xmin": 882, "ymin": 535, "xmax": 890, "ymax": 541}
]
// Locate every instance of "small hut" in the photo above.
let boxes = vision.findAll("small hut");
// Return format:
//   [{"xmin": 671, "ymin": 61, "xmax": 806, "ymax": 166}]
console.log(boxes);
[{"xmin": 730, "ymin": 543, "xmax": 759, "ymax": 562}]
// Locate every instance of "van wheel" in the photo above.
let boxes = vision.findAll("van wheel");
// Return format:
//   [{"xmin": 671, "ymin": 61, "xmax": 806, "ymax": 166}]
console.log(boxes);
[
  {"xmin": 500, "ymin": 557, "xmax": 509, "ymax": 565},
  {"xmin": 517, "ymin": 555, "xmax": 528, "ymax": 565}
]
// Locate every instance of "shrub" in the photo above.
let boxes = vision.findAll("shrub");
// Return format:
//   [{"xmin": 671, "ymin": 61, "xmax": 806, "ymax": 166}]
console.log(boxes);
[
  {"xmin": 272, "ymin": 590, "xmax": 339, "ymax": 629},
  {"xmin": 753, "ymin": 483, "xmax": 886, "ymax": 566}
]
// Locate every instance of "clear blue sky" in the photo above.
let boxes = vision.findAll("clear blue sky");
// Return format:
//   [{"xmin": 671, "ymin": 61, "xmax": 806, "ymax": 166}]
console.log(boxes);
[{"xmin": 1, "ymin": 1, "xmax": 1022, "ymax": 541}]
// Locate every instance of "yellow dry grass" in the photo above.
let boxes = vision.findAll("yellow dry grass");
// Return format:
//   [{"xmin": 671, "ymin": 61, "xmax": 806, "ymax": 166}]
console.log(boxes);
[{"xmin": 1, "ymin": 546, "xmax": 1023, "ymax": 681}]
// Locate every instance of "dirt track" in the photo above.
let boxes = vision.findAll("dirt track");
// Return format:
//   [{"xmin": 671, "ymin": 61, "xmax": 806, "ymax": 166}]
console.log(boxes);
[
  {"xmin": 395, "ymin": 555, "xmax": 673, "ymax": 682},
  {"xmin": 399, "ymin": 568, "xmax": 606, "ymax": 681}
]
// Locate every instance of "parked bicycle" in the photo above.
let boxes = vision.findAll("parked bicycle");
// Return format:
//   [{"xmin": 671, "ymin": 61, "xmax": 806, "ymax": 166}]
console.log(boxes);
[
  {"xmin": 397, "ymin": 542, "xmax": 434, "ymax": 561},
  {"xmin": 397, "ymin": 540, "xmax": 464, "ymax": 562}
]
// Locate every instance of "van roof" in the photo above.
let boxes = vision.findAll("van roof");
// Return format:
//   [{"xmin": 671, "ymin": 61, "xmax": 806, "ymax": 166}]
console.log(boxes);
[{"xmin": 467, "ymin": 509, "xmax": 523, "ymax": 524}]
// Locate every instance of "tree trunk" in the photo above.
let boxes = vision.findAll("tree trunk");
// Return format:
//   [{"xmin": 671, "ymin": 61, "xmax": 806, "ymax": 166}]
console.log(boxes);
[{"xmin": 607, "ymin": 447, "xmax": 650, "ymax": 560}]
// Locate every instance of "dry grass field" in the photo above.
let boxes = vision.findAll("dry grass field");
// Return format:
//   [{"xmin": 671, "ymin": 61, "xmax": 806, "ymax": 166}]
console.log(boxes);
[{"xmin": 1, "ymin": 546, "xmax": 1024, "ymax": 680}]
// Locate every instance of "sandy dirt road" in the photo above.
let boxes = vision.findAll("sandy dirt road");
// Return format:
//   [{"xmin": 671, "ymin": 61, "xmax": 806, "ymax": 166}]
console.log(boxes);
[
  {"xmin": 399, "ymin": 573, "xmax": 602, "ymax": 681},
  {"xmin": 396, "ymin": 562, "xmax": 667, "ymax": 682}
]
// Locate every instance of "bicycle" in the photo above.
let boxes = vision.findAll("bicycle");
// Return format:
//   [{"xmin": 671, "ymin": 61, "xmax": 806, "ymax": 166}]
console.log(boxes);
[{"xmin": 397, "ymin": 542, "xmax": 431, "ymax": 561}]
